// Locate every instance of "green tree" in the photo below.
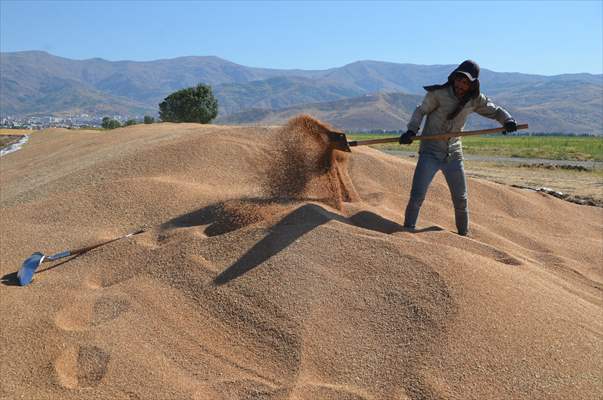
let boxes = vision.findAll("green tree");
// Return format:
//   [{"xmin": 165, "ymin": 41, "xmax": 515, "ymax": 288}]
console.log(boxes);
[
  {"xmin": 124, "ymin": 119, "xmax": 137, "ymax": 126},
  {"xmin": 159, "ymin": 83, "xmax": 218, "ymax": 123},
  {"xmin": 101, "ymin": 117, "xmax": 121, "ymax": 129},
  {"xmin": 143, "ymin": 115, "xmax": 155, "ymax": 124}
]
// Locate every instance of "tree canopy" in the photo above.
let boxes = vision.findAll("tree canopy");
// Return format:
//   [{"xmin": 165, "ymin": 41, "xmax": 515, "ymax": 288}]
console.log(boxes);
[
  {"xmin": 159, "ymin": 84, "xmax": 218, "ymax": 123},
  {"xmin": 101, "ymin": 117, "xmax": 121, "ymax": 129}
]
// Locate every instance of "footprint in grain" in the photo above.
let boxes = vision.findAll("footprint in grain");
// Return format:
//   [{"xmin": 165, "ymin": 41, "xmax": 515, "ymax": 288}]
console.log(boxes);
[
  {"xmin": 492, "ymin": 249, "xmax": 523, "ymax": 266},
  {"xmin": 203, "ymin": 378, "xmax": 286, "ymax": 399},
  {"xmin": 436, "ymin": 231, "xmax": 524, "ymax": 266},
  {"xmin": 91, "ymin": 295, "xmax": 130, "ymax": 326},
  {"xmin": 55, "ymin": 294, "xmax": 130, "ymax": 331},
  {"xmin": 54, "ymin": 298, "xmax": 94, "ymax": 331},
  {"xmin": 83, "ymin": 261, "xmax": 144, "ymax": 290},
  {"xmin": 84, "ymin": 273, "xmax": 102, "ymax": 289},
  {"xmin": 55, "ymin": 345, "xmax": 110, "ymax": 388}
]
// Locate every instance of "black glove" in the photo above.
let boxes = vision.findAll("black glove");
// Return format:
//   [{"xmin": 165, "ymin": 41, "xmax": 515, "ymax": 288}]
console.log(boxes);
[
  {"xmin": 503, "ymin": 120, "xmax": 517, "ymax": 135},
  {"xmin": 399, "ymin": 130, "xmax": 415, "ymax": 144}
]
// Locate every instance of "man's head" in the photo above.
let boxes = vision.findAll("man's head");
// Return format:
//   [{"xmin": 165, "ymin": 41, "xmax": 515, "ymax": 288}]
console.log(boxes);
[
  {"xmin": 450, "ymin": 60, "xmax": 480, "ymax": 98},
  {"xmin": 453, "ymin": 74, "xmax": 472, "ymax": 98},
  {"xmin": 423, "ymin": 59, "xmax": 481, "ymax": 118},
  {"xmin": 454, "ymin": 60, "xmax": 480, "ymax": 82}
]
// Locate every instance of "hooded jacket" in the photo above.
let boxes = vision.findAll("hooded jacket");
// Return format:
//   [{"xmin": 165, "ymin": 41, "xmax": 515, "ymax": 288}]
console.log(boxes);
[{"xmin": 407, "ymin": 60, "xmax": 514, "ymax": 160}]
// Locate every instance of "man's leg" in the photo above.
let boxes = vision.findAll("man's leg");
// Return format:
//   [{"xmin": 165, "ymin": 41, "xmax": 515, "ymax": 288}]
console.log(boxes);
[
  {"xmin": 442, "ymin": 159, "xmax": 469, "ymax": 235},
  {"xmin": 404, "ymin": 155, "xmax": 440, "ymax": 229}
]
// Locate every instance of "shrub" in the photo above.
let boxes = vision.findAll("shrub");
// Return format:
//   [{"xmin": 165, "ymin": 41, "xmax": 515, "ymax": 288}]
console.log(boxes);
[
  {"xmin": 101, "ymin": 117, "xmax": 121, "ymax": 129},
  {"xmin": 159, "ymin": 83, "xmax": 218, "ymax": 123}
]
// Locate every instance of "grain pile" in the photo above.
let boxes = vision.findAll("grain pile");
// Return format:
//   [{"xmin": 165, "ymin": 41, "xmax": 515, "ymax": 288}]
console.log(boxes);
[
  {"xmin": 264, "ymin": 114, "xmax": 358, "ymax": 209},
  {"xmin": 1, "ymin": 118, "xmax": 601, "ymax": 399}
]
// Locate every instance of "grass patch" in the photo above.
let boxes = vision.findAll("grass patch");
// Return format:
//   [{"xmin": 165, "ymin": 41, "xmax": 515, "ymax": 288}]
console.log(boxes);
[
  {"xmin": 0, "ymin": 135, "xmax": 24, "ymax": 147},
  {"xmin": 0, "ymin": 129, "xmax": 31, "ymax": 135},
  {"xmin": 347, "ymin": 133, "xmax": 603, "ymax": 161}
]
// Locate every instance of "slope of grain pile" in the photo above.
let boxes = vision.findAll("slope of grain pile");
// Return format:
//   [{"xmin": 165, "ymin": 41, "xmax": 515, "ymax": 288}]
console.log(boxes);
[{"xmin": 1, "ymin": 116, "xmax": 601, "ymax": 399}]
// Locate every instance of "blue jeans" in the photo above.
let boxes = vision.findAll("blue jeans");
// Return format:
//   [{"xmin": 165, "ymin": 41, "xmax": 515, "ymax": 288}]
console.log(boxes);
[{"xmin": 404, "ymin": 154, "xmax": 468, "ymax": 234}]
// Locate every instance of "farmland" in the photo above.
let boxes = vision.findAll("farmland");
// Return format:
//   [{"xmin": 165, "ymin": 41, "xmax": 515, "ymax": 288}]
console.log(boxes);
[
  {"xmin": 0, "ymin": 129, "xmax": 30, "ymax": 147},
  {"xmin": 347, "ymin": 134, "xmax": 603, "ymax": 161}
]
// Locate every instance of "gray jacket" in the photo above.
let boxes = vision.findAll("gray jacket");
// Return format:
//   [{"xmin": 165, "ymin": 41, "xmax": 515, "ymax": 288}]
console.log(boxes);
[{"xmin": 407, "ymin": 86, "xmax": 513, "ymax": 160}]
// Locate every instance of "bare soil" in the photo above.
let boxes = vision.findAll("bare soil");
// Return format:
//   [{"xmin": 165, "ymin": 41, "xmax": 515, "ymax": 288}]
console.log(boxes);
[{"xmin": 463, "ymin": 160, "xmax": 603, "ymax": 207}]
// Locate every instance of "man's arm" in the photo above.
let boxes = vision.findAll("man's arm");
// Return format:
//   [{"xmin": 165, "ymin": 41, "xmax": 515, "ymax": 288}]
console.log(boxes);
[
  {"xmin": 473, "ymin": 94, "xmax": 514, "ymax": 125},
  {"xmin": 407, "ymin": 91, "xmax": 439, "ymax": 133}
]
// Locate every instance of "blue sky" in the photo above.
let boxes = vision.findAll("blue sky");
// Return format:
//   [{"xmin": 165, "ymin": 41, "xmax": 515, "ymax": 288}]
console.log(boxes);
[{"xmin": 1, "ymin": 1, "xmax": 601, "ymax": 75}]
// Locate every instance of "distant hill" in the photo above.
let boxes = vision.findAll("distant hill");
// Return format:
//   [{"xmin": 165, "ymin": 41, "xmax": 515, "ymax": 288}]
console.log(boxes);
[
  {"xmin": 217, "ymin": 92, "xmax": 421, "ymax": 131},
  {"xmin": 218, "ymin": 89, "xmax": 602, "ymax": 135},
  {"xmin": 1, "ymin": 51, "xmax": 601, "ymax": 134},
  {"xmin": 0, "ymin": 51, "xmax": 322, "ymax": 116},
  {"xmin": 214, "ymin": 76, "xmax": 365, "ymax": 115}
]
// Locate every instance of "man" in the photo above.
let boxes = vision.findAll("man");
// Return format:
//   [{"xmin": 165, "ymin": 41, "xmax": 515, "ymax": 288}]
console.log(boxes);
[{"xmin": 399, "ymin": 60, "xmax": 517, "ymax": 236}]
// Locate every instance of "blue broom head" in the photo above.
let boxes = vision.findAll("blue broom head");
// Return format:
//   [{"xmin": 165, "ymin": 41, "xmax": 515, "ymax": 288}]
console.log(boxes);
[{"xmin": 17, "ymin": 252, "xmax": 45, "ymax": 286}]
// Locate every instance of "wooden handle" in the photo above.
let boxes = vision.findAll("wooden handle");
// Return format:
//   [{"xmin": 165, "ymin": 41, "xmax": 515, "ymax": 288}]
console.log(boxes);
[
  {"xmin": 69, "ymin": 229, "xmax": 145, "ymax": 256},
  {"xmin": 349, "ymin": 124, "xmax": 528, "ymax": 147},
  {"xmin": 419, "ymin": 124, "xmax": 529, "ymax": 141},
  {"xmin": 348, "ymin": 137, "xmax": 402, "ymax": 146}
]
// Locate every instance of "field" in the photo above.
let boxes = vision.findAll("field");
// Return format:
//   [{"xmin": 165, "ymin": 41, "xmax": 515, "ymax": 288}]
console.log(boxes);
[
  {"xmin": 348, "ymin": 133, "xmax": 603, "ymax": 206},
  {"xmin": 348, "ymin": 133, "xmax": 603, "ymax": 161},
  {"xmin": 0, "ymin": 129, "xmax": 32, "ymax": 135},
  {"xmin": 0, "ymin": 129, "xmax": 30, "ymax": 147},
  {"xmin": 464, "ymin": 160, "xmax": 601, "ymax": 205}
]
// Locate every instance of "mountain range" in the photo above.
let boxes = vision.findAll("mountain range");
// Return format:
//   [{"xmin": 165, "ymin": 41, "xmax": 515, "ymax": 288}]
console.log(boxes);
[{"xmin": 1, "ymin": 51, "xmax": 601, "ymax": 134}]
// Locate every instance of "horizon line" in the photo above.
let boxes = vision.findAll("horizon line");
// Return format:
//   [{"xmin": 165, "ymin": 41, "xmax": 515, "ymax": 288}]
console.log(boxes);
[{"xmin": 2, "ymin": 49, "xmax": 602, "ymax": 78}]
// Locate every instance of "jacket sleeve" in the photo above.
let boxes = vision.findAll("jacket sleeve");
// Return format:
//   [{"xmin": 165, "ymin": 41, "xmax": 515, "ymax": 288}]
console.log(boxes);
[
  {"xmin": 407, "ymin": 91, "xmax": 439, "ymax": 133},
  {"xmin": 473, "ymin": 94, "xmax": 514, "ymax": 124}
]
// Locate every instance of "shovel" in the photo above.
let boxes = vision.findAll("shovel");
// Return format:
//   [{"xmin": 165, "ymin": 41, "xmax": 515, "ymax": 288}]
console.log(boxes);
[
  {"xmin": 327, "ymin": 124, "xmax": 529, "ymax": 152},
  {"xmin": 17, "ymin": 229, "xmax": 145, "ymax": 286}
]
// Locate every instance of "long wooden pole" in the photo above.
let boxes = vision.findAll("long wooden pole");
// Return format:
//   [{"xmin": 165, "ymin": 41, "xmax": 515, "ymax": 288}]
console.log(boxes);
[{"xmin": 348, "ymin": 124, "xmax": 529, "ymax": 147}]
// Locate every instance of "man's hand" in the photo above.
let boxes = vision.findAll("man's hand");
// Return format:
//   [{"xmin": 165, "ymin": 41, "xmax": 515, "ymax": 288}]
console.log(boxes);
[
  {"xmin": 503, "ymin": 120, "xmax": 517, "ymax": 135},
  {"xmin": 399, "ymin": 130, "xmax": 415, "ymax": 145}
]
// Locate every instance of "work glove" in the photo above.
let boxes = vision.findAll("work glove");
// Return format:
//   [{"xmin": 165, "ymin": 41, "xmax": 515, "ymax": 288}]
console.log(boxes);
[
  {"xmin": 503, "ymin": 120, "xmax": 517, "ymax": 135},
  {"xmin": 399, "ymin": 130, "xmax": 415, "ymax": 145}
]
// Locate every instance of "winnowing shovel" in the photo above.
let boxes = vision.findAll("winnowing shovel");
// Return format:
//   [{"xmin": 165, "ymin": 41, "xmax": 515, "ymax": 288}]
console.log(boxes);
[
  {"xmin": 328, "ymin": 124, "xmax": 529, "ymax": 152},
  {"xmin": 17, "ymin": 229, "xmax": 145, "ymax": 286}
]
